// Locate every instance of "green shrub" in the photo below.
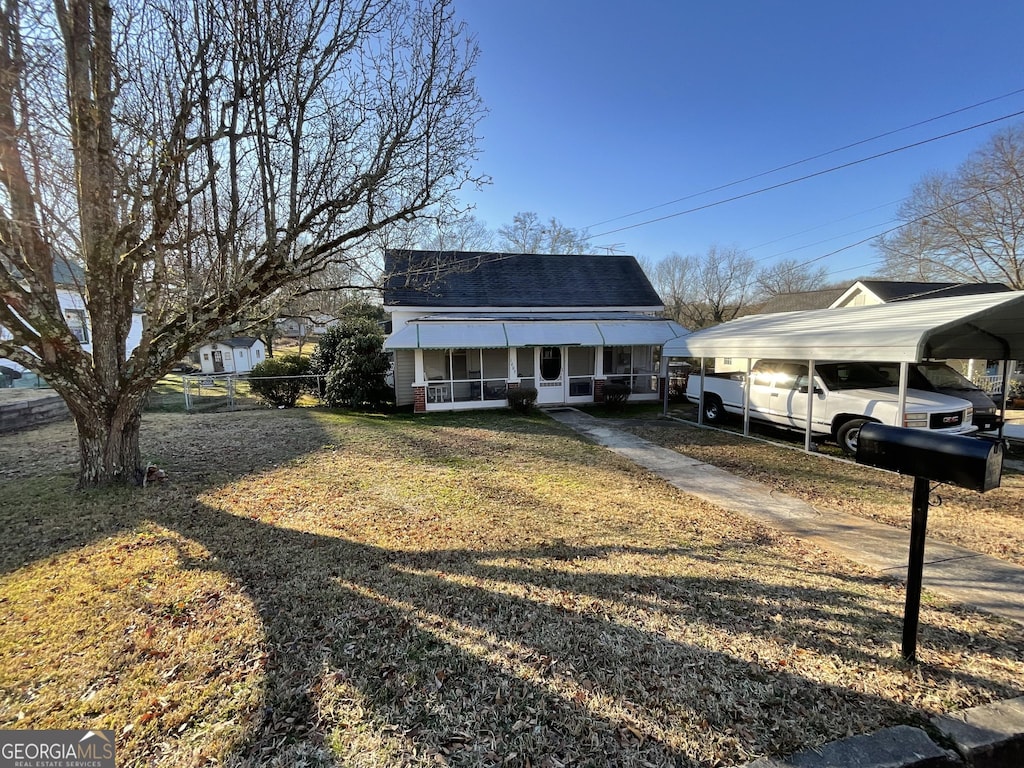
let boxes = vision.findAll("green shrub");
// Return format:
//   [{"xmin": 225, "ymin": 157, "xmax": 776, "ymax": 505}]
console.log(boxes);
[
  {"xmin": 315, "ymin": 318, "xmax": 393, "ymax": 411},
  {"xmin": 507, "ymin": 386, "xmax": 538, "ymax": 414},
  {"xmin": 249, "ymin": 354, "xmax": 311, "ymax": 408},
  {"xmin": 602, "ymin": 381, "xmax": 631, "ymax": 411}
]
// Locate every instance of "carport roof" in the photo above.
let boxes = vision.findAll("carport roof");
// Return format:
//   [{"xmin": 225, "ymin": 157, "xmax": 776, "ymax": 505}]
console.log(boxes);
[{"xmin": 662, "ymin": 291, "xmax": 1024, "ymax": 362}]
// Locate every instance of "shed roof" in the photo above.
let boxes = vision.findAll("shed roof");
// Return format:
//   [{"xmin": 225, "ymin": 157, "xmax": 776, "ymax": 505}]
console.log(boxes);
[
  {"xmin": 206, "ymin": 336, "xmax": 262, "ymax": 349},
  {"xmin": 662, "ymin": 291, "xmax": 1024, "ymax": 362},
  {"xmin": 383, "ymin": 250, "xmax": 663, "ymax": 309}
]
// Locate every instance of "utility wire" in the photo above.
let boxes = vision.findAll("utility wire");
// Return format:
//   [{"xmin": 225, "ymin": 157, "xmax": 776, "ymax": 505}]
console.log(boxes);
[
  {"xmin": 591, "ymin": 109, "xmax": 1024, "ymax": 239},
  {"xmin": 747, "ymin": 197, "xmax": 905, "ymax": 252},
  {"xmin": 754, "ymin": 220, "xmax": 897, "ymax": 263},
  {"xmin": 586, "ymin": 86, "xmax": 1024, "ymax": 230},
  {"xmin": 763, "ymin": 175, "xmax": 1020, "ymax": 279}
]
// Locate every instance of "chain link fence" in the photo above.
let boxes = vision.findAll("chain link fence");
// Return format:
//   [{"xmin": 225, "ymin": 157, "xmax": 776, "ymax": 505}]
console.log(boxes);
[{"xmin": 182, "ymin": 374, "xmax": 325, "ymax": 412}]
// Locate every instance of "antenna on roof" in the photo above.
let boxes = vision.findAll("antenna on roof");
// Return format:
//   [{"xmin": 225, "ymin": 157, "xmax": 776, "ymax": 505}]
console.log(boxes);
[{"xmin": 595, "ymin": 243, "xmax": 625, "ymax": 255}]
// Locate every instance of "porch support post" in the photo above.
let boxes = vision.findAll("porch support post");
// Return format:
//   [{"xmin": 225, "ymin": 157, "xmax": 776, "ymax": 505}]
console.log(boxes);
[{"xmin": 662, "ymin": 355, "xmax": 670, "ymax": 416}]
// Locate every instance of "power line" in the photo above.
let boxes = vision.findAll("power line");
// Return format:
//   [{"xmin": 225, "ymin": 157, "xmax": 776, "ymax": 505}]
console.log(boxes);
[
  {"xmin": 586, "ymin": 86, "xmax": 1024, "ymax": 230},
  {"xmin": 591, "ymin": 108, "xmax": 1024, "ymax": 239},
  {"xmin": 747, "ymin": 197, "xmax": 905, "ymax": 252},
  {"xmin": 763, "ymin": 175, "xmax": 1020, "ymax": 279},
  {"xmin": 753, "ymin": 219, "xmax": 898, "ymax": 263}
]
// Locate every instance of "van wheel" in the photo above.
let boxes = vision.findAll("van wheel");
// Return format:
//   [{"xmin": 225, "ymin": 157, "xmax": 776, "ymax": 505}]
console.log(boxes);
[
  {"xmin": 702, "ymin": 394, "xmax": 724, "ymax": 423},
  {"xmin": 837, "ymin": 419, "xmax": 869, "ymax": 455}
]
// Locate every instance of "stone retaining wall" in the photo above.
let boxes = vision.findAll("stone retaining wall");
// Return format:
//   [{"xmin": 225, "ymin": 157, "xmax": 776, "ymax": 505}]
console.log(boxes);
[{"xmin": 0, "ymin": 395, "xmax": 70, "ymax": 433}]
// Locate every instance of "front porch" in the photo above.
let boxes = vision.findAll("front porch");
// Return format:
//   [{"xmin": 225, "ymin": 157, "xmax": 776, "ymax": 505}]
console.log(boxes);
[{"xmin": 410, "ymin": 344, "xmax": 663, "ymax": 412}]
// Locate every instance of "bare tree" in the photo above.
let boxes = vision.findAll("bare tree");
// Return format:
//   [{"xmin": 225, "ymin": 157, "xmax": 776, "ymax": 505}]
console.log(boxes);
[
  {"xmin": 496, "ymin": 211, "xmax": 591, "ymax": 254},
  {"xmin": 419, "ymin": 211, "xmax": 494, "ymax": 251},
  {"xmin": 0, "ymin": 0, "xmax": 484, "ymax": 486},
  {"xmin": 754, "ymin": 258, "xmax": 830, "ymax": 299},
  {"xmin": 650, "ymin": 246, "xmax": 756, "ymax": 329},
  {"xmin": 875, "ymin": 123, "xmax": 1024, "ymax": 288}
]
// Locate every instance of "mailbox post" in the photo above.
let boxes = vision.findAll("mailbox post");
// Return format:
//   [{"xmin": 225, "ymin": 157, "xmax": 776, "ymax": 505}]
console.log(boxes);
[{"xmin": 856, "ymin": 424, "xmax": 1003, "ymax": 662}]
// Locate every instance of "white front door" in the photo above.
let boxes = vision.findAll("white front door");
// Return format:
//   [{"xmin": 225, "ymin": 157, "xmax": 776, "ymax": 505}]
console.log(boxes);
[{"xmin": 536, "ymin": 346, "xmax": 566, "ymax": 404}]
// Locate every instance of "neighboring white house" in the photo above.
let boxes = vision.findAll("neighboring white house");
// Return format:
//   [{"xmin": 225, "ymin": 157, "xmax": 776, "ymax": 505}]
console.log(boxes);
[
  {"xmin": 382, "ymin": 250, "xmax": 688, "ymax": 412},
  {"xmin": 276, "ymin": 313, "xmax": 339, "ymax": 338},
  {"xmin": 1, "ymin": 260, "xmax": 144, "ymax": 377},
  {"xmin": 195, "ymin": 337, "xmax": 267, "ymax": 374}
]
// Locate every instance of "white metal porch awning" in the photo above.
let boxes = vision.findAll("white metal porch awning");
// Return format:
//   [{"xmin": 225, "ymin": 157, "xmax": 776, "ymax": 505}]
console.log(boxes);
[{"xmin": 384, "ymin": 317, "xmax": 688, "ymax": 350}]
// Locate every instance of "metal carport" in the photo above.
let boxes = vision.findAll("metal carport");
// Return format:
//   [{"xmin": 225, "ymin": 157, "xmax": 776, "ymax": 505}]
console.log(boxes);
[{"xmin": 661, "ymin": 291, "xmax": 1024, "ymax": 449}]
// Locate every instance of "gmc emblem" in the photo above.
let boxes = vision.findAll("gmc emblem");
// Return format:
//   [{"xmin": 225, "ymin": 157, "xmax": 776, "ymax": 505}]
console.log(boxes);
[{"xmin": 942, "ymin": 415, "xmax": 959, "ymax": 425}]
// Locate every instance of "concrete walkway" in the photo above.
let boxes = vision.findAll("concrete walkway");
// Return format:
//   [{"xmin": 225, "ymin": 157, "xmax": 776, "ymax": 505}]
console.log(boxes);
[{"xmin": 545, "ymin": 408, "xmax": 1024, "ymax": 626}]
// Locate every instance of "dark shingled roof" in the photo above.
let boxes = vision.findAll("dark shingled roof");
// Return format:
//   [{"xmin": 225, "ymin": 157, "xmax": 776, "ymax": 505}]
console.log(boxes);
[
  {"xmin": 383, "ymin": 250, "xmax": 663, "ymax": 308},
  {"xmin": 221, "ymin": 336, "xmax": 261, "ymax": 349},
  {"xmin": 858, "ymin": 280, "xmax": 1012, "ymax": 302},
  {"xmin": 757, "ymin": 287, "xmax": 848, "ymax": 314},
  {"xmin": 5, "ymin": 257, "xmax": 85, "ymax": 287}
]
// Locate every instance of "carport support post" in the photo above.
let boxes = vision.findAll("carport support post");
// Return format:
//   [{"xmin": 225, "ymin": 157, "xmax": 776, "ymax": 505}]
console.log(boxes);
[
  {"xmin": 697, "ymin": 358, "xmax": 707, "ymax": 426},
  {"xmin": 902, "ymin": 475, "xmax": 930, "ymax": 662},
  {"xmin": 804, "ymin": 358, "xmax": 815, "ymax": 452},
  {"xmin": 742, "ymin": 357, "xmax": 752, "ymax": 436}
]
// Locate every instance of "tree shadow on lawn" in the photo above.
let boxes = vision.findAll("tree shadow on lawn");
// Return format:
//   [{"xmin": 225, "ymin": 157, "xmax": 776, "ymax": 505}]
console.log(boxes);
[
  {"xmin": 149, "ymin": 503, "xmax": 1022, "ymax": 767},
  {"xmin": 2, "ymin": 409, "xmax": 1022, "ymax": 766}
]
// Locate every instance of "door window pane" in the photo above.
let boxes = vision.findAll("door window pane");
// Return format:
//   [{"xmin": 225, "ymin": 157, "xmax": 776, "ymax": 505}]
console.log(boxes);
[{"xmin": 540, "ymin": 347, "xmax": 561, "ymax": 381}]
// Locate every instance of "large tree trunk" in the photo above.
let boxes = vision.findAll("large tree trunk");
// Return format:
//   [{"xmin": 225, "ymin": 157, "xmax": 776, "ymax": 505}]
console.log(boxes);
[{"xmin": 66, "ymin": 391, "xmax": 147, "ymax": 487}]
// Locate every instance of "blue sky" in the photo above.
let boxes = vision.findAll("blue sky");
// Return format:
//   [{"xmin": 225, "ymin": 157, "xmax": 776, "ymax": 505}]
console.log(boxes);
[{"xmin": 451, "ymin": 1, "xmax": 1024, "ymax": 283}]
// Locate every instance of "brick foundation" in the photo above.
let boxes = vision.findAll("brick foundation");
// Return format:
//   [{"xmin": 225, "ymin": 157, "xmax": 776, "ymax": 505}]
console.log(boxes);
[
  {"xmin": 594, "ymin": 378, "xmax": 606, "ymax": 403},
  {"xmin": 413, "ymin": 385, "xmax": 426, "ymax": 413}
]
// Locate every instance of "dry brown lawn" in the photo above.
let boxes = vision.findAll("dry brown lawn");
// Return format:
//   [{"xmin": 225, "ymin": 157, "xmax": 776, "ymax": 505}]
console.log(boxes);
[
  {"xmin": 0, "ymin": 408, "xmax": 1022, "ymax": 767},
  {"xmin": 625, "ymin": 411, "xmax": 1024, "ymax": 567}
]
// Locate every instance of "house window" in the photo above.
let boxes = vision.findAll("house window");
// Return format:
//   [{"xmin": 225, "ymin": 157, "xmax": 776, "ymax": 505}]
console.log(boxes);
[
  {"xmin": 65, "ymin": 309, "xmax": 89, "ymax": 343},
  {"xmin": 567, "ymin": 347, "xmax": 595, "ymax": 397},
  {"xmin": 256, "ymin": 349, "xmax": 262, "ymax": 358},
  {"xmin": 603, "ymin": 345, "xmax": 658, "ymax": 394},
  {"xmin": 422, "ymin": 348, "xmax": 509, "ymax": 404}
]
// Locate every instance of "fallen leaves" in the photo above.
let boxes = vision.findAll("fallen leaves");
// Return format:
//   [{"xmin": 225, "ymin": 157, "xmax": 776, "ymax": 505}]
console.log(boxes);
[{"xmin": 0, "ymin": 409, "xmax": 1022, "ymax": 767}]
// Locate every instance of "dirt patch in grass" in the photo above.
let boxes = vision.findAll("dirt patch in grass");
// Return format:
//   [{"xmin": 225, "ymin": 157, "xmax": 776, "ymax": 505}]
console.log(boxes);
[
  {"xmin": 0, "ymin": 409, "xmax": 1022, "ymax": 767},
  {"xmin": 625, "ymin": 418, "xmax": 1024, "ymax": 567}
]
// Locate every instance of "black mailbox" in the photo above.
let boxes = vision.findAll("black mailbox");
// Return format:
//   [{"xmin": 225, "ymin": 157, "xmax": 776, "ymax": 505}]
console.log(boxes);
[
  {"xmin": 855, "ymin": 423, "xmax": 1002, "ymax": 663},
  {"xmin": 856, "ymin": 423, "xmax": 1003, "ymax": 492}
]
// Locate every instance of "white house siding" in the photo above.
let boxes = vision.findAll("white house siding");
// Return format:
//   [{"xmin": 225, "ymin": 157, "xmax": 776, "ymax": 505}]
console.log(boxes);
[
  {"xmin": 1, "ymin": 288, "xmax": 143, "ymax": 373},
  {"xmin": 196, "ymin": 340, "xmax": 266, "ymax": 375}
]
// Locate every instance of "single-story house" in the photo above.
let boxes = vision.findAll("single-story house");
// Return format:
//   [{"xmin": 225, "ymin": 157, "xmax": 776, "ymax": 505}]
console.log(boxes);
[
  {"xmin": 1, "ymin": 259, "xmax": 144, "ymax": 378},
  {"xmin": 195, "ymin": 337, "xmax": 267, "ymax": 374},
  {"xmin": 383, "ymin": 250, "xmax": 688, "ymax": 412}
]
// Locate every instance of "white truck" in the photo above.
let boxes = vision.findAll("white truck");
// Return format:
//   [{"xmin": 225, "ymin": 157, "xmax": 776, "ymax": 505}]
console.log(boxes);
[{"xmin": 686, "ymin": 359, "xmax": 977, "ymax": 454}]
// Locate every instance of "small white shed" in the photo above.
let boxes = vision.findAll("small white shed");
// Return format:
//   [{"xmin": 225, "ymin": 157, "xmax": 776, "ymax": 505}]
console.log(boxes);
[{"xmin": 196, "ymin": 337, "xmax": 267, "ymax": 374}]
